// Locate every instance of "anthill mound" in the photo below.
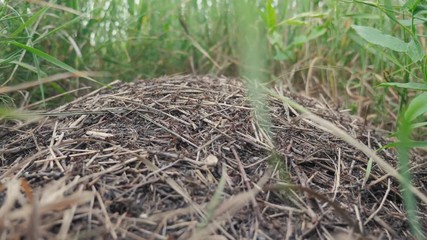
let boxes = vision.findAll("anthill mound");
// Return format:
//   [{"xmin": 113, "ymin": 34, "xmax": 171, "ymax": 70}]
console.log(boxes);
[{"xmin": 0, "ymin": 75, "xmax": 426, "ymax": 239}]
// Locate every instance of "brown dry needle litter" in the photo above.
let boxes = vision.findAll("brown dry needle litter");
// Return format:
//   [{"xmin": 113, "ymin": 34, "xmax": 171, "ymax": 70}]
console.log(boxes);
[{"xmin": 0, "ymin": 75, "xmax": 426, "ymax": 239}]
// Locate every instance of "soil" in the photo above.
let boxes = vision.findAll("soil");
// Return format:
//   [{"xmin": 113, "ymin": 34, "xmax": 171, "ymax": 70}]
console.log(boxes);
[{"xmin": 0, "ymin": 75, "xmax": 426, "ymax": 239}]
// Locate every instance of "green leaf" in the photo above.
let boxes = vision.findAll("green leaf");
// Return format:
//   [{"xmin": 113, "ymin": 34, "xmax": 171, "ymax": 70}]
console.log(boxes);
[
  {"xmin": 349, "ymin": 32, "xmax": 404, "ymax": 68},
  {"xmin": 410, "ymin": 141, "xmax": 427, "ymax": 148},
  {"xmin": 10, "ymin": 7, "xmax": 49, "ymax": 38},
  {"xmin": 274, "ymin": 50, "xmax": 292, "ymax": 61},
  {"xmin": 355, "ymin": 0, "xmax": 378, "ymax": 7},
  {"xmin": 9, "ymin": 41, "xmax": 104, "ymax": 86},
  {"xmin": 6, "ymin": 60, "xmax": 46, "ymax": 74},
  {"xmin": 34, "ymin": 15, "xmax": 83, "ymax": 43},
  {"xmin": 383, "ymin": 0, "xmax": 397, "ymax": 21},
  {"xmin": 307, "ymin": 27, "xmax": 327, "ymax": 40},
  {"xmin": 293, "ymin": 27, "xmax": 326, "ymax": 45},
  {"xmin": 404, "ymin": 92, "xmax": 427, "ymax": 121},
  {"xmin": 414, "ymin": 6, "xmax": 427, "ymax": 15},
  {"xmin": 351, "ymin": 25, "xmax": 407, "ymax": 52},
  {"xmin": 0, "ymin": 54, "xmax": 18, "ymax": 65},
  {"xmin": 10, "ymin": 41, "xmax": 74, "ymax": 72},
  {"xmin": 406, "ymin": 38, "xmax": 425, "ymax": 63},
  {"xmin": 362, "ymin": 157, "xmax": 374, "ymax": 188},
  {"xmin": 344, "ymin": 13, "xmax": 381, "ymax": 19},
  {"xmin": 411, "ymin": 122, "xmax": 427, "ymax": 129},
  {"xmin": 379, "ymin": 82, "xmax": 427, "ymax": 90},
  {"xmin": 265, "ymin": 0, "xmax": 277, "ymax": 31},
  {"xmin": 49, "ymin": 82, "xmax": 66, "ymax": 94},
  {"xmin": 403, "ymin": 0, "xmax": 421, "ymax": 11},
  {"xmin": 283, "ymin": 19, "xmax": 307, "ymax": 26},
  {"xmin": 268, "ymin": 31, "xmax": 282, "ymax": 46},
  {"xmin": 278, "ymin": 11, "xmax": 329, "ymax": 26},
  {"xmin": 398, "ymin": 19, "xmax": 425, "ymax": 26}
]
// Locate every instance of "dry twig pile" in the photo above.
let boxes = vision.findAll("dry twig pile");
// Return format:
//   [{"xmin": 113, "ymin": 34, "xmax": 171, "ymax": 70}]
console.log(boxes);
[{"xmin": 0, "ymin": 75, "xmax": 426, "ymax": 239}]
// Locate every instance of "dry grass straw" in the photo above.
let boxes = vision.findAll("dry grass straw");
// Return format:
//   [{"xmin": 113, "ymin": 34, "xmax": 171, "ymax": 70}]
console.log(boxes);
[
  {"xmin": 0, "ymin": 75, "xmax": 425, "ymax": 239},
  {"xmin": 271, "ymin": 88, "xmax": 427, "ymax": 204}
]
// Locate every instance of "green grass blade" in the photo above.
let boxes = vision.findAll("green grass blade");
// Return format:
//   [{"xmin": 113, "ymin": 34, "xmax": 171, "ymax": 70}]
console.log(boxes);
[
  {"xmin": 362, "ymin": 157, "xmax": 374, "ymax": 188},
  {"xmin": 33, "ymin": 15, "xmax": 84, "ymax": 44},
  {"xmin": 404, "ymin": 92, "xmax": 427, "ymax": 121},
  {"xmin": 10, "ymin": 7, "xmax": 48, "ymax": 38},
  {"xmin": 406, "ymin": 38, "xmax": 425, "ymax": 62},
  {"xmin": 411, "ymin": 122, "xmax": 427, "ymax": 129},
  {"xmin": 397, "ymin": 120, "xmax": 425, "ymax": 239},
  {"xmin": 403, "ymin": 0, "xmax": 421, "ymax": 11},
  {"xmin": 0, "ymin": 58, "xmax": 45, "ymax": 74},
  {"xmin": 9, "ymin": 41, "xmax": 105, "ymax": 86},
  {"xmin": 198, "ymin": 164, "xmax": 227, "ymax": 228},
  {"xmin": 379, "ymin": 82, "xmax": 427, "ymax": 90}
]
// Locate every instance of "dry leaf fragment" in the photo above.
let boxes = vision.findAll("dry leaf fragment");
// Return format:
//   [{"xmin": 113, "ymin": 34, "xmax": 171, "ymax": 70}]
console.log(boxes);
[
  {"xmin": 203, "ymin": 154, "xmax": 218, "ymax": 167},
  {"xmin": 86, "ymin": 130, "xmax": 114, "ymax": 140}
]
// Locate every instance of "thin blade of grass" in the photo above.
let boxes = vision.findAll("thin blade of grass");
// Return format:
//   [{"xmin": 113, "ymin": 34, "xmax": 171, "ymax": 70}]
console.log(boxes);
[
  {"xmin": 8, "ymin": 41, "xmax": 106, "ymax": 87},
  {"xmin": 0, "ymin": 71, "xmax": 103, "ymax": 94},
  {"xmin": 10, "ymin": 7, "xmax": 48, "ymax": 38},
  {"xmin": 270, "ymin": 89, "xmax": 427, "ymax": 205}
]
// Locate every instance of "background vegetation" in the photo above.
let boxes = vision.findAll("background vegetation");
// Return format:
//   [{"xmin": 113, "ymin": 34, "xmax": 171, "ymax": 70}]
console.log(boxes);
[
  {"xmin": 1, "ymin": 0, "xmax": 426, "ymax": 238},
  {"xmin": 1, "ymin": 0, "xmax": 425, "ymax": 126}
]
